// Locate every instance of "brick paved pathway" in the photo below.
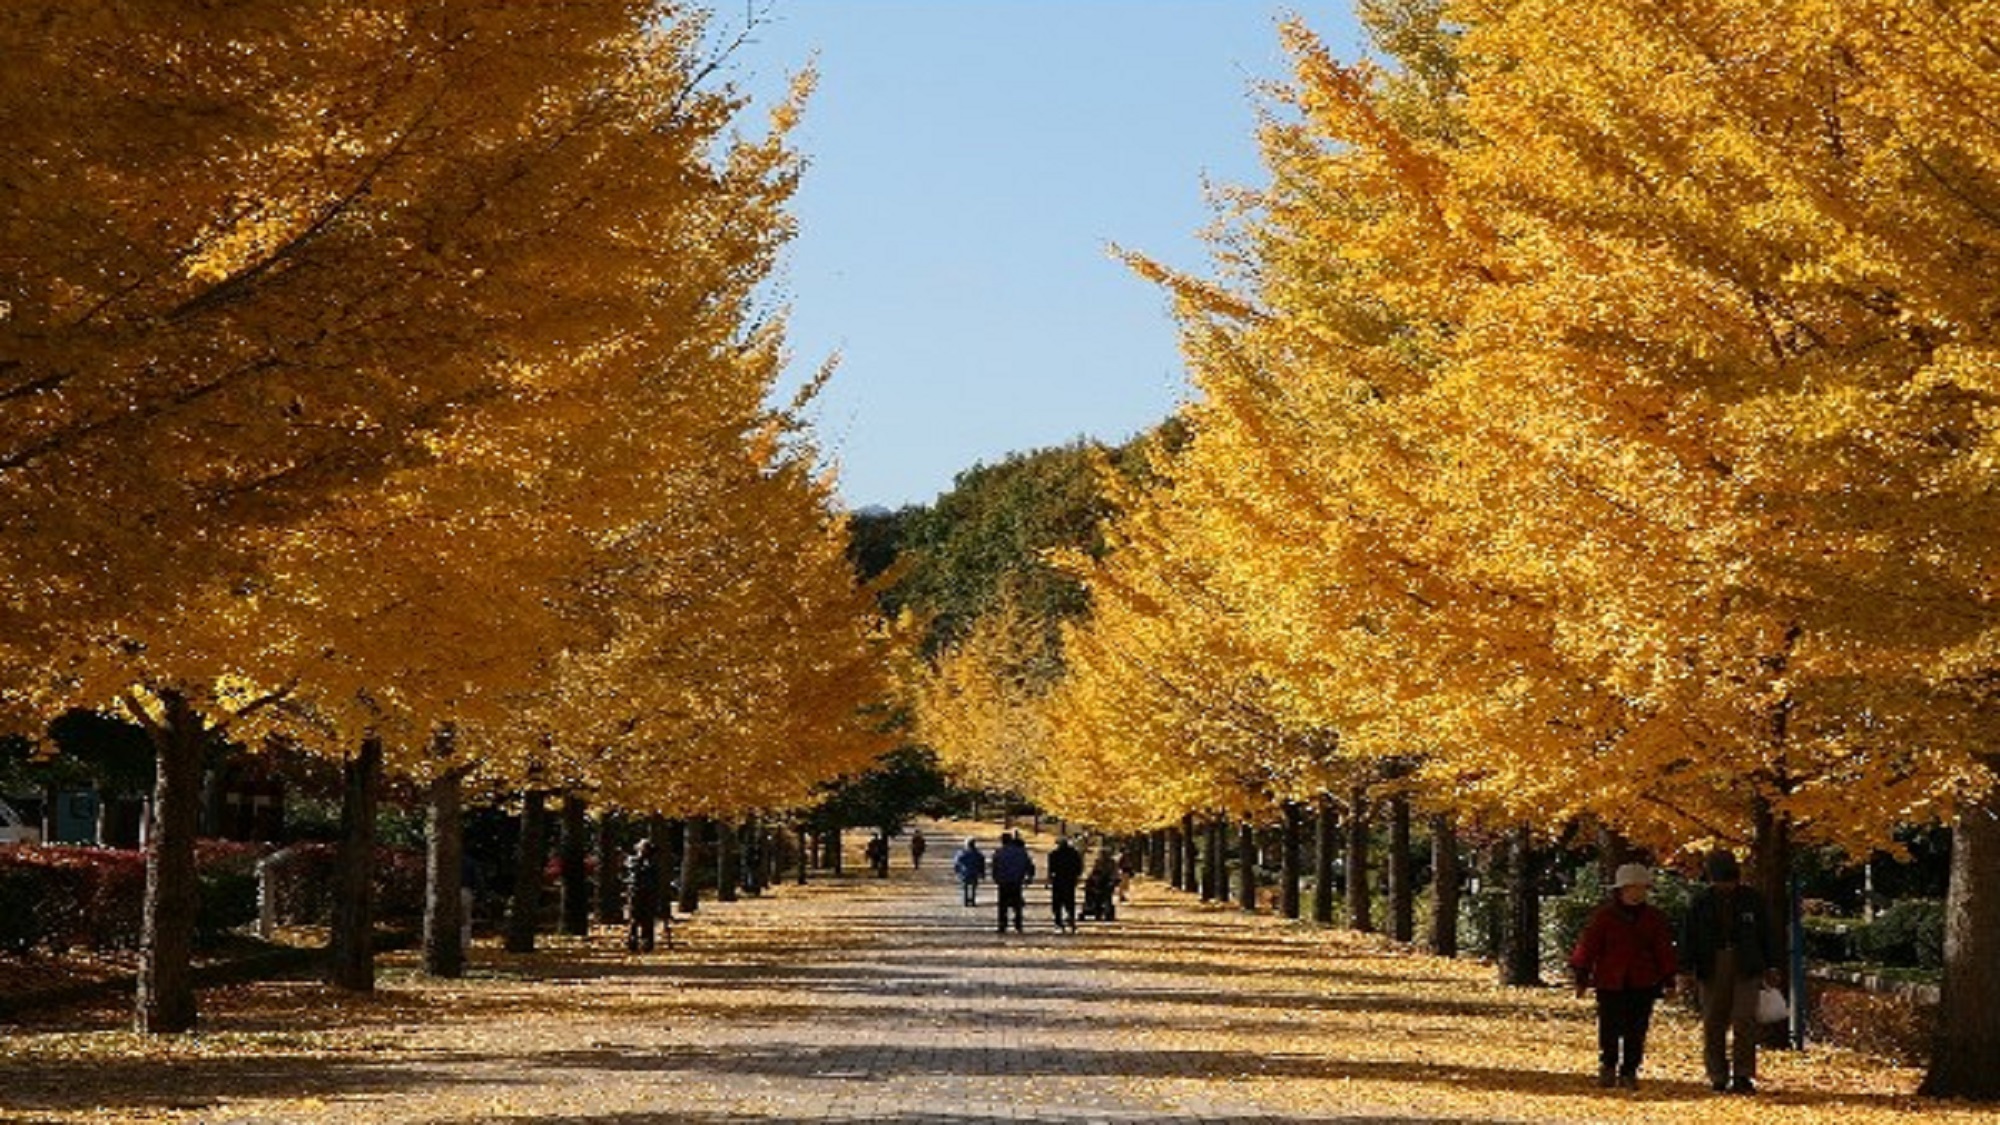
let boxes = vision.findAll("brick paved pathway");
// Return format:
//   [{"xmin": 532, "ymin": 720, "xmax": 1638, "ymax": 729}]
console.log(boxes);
[{"xmin": 7, "ymin": 822, "xmax": 1971, "ymax": 1125}]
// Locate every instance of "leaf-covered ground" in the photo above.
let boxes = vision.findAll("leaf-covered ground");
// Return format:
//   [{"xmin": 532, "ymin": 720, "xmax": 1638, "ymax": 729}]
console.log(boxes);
[{"xmin": 1, "ymin": 823, "xmax": 1991, "ymax": 1124}]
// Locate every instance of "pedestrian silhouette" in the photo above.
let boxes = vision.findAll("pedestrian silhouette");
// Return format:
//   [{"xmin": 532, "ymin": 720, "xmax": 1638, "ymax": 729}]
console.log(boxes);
[
  {"xmin": 1047, "ymin": 836, "xmax": 1084, "ymax": 932},
  {"xmin": 990, "ymin": 832, "xmax": 1034, "ymax": 933},
  {"xmin": 954, "ymin": 837, "xmax": 986, "ymax": 906}
]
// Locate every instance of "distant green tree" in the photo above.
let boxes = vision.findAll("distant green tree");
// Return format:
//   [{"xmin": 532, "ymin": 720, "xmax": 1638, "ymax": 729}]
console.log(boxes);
[
  {"xmin": 889, "ymin": 424, "xmax": 1182, "ymax": 662},
  {"xmin": 811, "ymin": 746, "xmax": 950, "ymax": 836}
]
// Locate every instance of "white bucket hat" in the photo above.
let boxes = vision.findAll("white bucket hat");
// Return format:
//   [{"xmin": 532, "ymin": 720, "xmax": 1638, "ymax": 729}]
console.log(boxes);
[{"xmin": 1611, "ymin": 863, "xmax": 1654, "ymax": 890}]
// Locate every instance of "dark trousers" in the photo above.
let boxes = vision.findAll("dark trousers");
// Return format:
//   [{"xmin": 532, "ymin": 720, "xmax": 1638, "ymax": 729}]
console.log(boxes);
[
  {"xmin": 626, "ymin": 907, "xmax": 657, "ymax": 953},
  {"xmin": 1699, "ymin": 947, "xmax": 1762, "ymax": 1083},
  {"xmin": 961, "ymin": 877, "xmax": 979, "ymax": 906},
  {"xmin": 1050, "ymin": 879, "xmax": 1078, "ymax": 930},
  {"xmin": 996, "ymin": 882, "xmax": 1025, "ymax": 932},
  {"xmin": 1595, "ymin": 987, "xmax": 1658, "ymax": 1076}
]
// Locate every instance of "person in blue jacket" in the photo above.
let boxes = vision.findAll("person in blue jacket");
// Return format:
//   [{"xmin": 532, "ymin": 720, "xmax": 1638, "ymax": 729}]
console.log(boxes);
[
  {"xmin": 953, "ymin": 838, "xmax": 987, "ymax": 906},
  {"xmin": 989, "ymin": 833, "xmax": 1035, "ymax": 933}
]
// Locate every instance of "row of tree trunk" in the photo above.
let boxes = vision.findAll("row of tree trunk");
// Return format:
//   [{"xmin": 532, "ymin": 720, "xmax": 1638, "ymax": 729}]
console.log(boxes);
[
  {"xmin": 131, "ymin": 703, "xmax": 850, "ymax": 1035},
  {"xmin": 1152, "ymin": 796, "xmax": 1480, "ymax": 968}
]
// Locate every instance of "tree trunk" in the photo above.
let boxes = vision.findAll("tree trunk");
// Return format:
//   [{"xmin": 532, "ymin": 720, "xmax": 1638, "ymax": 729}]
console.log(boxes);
[
  {"xmin": 1180, "ymin": 813, "xmax": 1198, "ymax": 892},
  {"xmin": 1237, "ymin": 819, "xmax": 1258, "ymax": 912},
  {"xmin": 1314, "ymin": 794, "xmax": 1337, "ymax": 925},
  {"xmin": 595, "ymin": 812, "xmax": 624, "ymax": 926},
  {"xmin": 558, "ymin": 793, "xmax": 590, "ymax": 937},
  {"xmin": 824, "ymin": 826, "xmax": 843, "ymax": 875},
  {"xmin": 134, "ymin": 690, "xmax": 204, "ymax": 1034},
  {"xmin": 717, "ymin": 817, "xmax": 741, "ymax": 902},
  {"xmin": 1751, "ymin": 795, "xmax": 1792, "ymax": 995},
  {"xmin": 797, "ymin": 825, "xmax": 810, "ymax": 884},
  {"xmin": 1147, "ymin": 830, "xmax": 1167, "ymax": 878},
  {"xmin": 1164, "ymin": 827, "xmax": 1182, "ymax": 888},
  {"xmin": 423, "ymin": 765, "xmax": 468, "ymax": 978},
  {"xmin": 328, "ymin": 736, "xmax": 382, "ymax": 992},
  {"xmin": 1498, "ymin": 824, "xmax": 1542, "ymax": 986},
  {"xmin": 1923, "ymin": 800, "xmax": 2000, "ymax": 1099},
  {"xmin": 1192, "ymin": 808, "xmax": 1208, "ymax": 896},
  {"xmin": 1428, "ymin": 812, "xmax": 1460, "ymax": 958},
  {"xmin": 1596, "ymin": 823, "xmax": 1636, "ymax": 887},
  {"xmin": 1197, "ymin": 818, "xmax": 1213, "ymax": 899},
  {"xmin": 1279, "ymin": 802, "xmax": 1303, "ymax": 919},
  {"xmin": 1346, "ymin": 785, "xmax": 1373, "ymax": 933},
  {"xmin": 677, "ymin": 817, "xmax": 706, "ymax": 915},
  {"xmin": 1388, "ymin": 792, "xmax": 1414, "ymax": 943},
  {"xmin": 504, "ymin": 790, "xmax": 548, "ymax": 954},
  {"xmin": 645, "ymin": 816, "xmax": 671, "ymax": 920}
]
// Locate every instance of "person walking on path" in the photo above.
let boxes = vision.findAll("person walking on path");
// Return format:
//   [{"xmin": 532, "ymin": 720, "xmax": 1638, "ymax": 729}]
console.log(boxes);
[
  {"xmin": 1679, "ymin": 850, "xmax": 1779, "ymax": 1094},
  {"xmin": 1047, "ymin": 836, "xmax": 1085, "ymax": 933},
  {"xmin": 1569, "ymin": 863, "xmax": 1678, "ymax": 1090},
  {"xmin": 624, "ymin": 838, "xmax": 663, "ymax": 953},
  {"xmin": 954, "ymin": 837, "xmax": 987, "ymax": 906},
  {"xmin": 910, "ymin": 829, "xmax": 928, "ymax": 869},
  {"xmin": 865, "ymin": 832, "xmax": 890, "ymax": 878},
  {"xmin": 990, "ymin": 832, "xmax": 1034, "ymax": 934}
]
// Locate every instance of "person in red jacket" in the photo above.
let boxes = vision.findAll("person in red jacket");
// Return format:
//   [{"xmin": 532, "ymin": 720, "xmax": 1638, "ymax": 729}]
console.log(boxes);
[{"xmin": 1570, "ymin": 863, "xmax": 1679, "ymax": 1090}]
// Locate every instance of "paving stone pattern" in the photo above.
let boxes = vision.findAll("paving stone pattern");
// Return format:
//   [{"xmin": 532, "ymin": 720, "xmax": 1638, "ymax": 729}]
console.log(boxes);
[{"xmin": 6, "ymin": 825, "xmax": 1633, "ymax": 1125}]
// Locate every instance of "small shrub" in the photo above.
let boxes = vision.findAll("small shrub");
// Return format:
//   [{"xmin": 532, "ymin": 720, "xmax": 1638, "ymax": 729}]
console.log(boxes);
[
  {"xmin": 1850, "ymin": 899, "xmax": 1945, "ymax": 969},
  {"xmin": 261, "ymin": 843, "xmax": 427, "ymax": 925},
  {"xmin": 1813, "ymin": 985, "xmax": 1934, "ymax": 1065},
  {"xmin": 196, "ymin": 869, "xmax": 259, "ymax": 947},
  {"xmin": 1801, "ymin": 916, "xmax": 1855, "ymax": 963}
]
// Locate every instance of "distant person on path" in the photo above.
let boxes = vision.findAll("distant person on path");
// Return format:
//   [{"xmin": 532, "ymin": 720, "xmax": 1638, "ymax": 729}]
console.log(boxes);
[
  {"xmin": 1569, "ymin": 863, "xmax": 1677, "ymax": 1089},
  {"xmin": 865, "ymin": 832, "xmax": 890, "ymax": 878},
  {"xmin": 1047, "ymin": 836, "xmax": 1084, "ymax": 932},
  {"xmin": 624, "ymin": 838, "xmax": 662, "ymax": 953},
  {"xmin": 990, "ymin": 832, "xmax": 1034, "ymax": 933},
  {"xmin": 910, "ymin": 829, "xmax": 927, "ymax": 869},
  {"xmin": 1680, "ymin": 850, "xmax": 1779, "ymax": 1095},
  {"xmin": 954, "ymin": 837, "xmax": 987, "ymax": 906},
  {"xmin": 1083, "ymin": 850, "xmax": 1120, "ymax": 921}
]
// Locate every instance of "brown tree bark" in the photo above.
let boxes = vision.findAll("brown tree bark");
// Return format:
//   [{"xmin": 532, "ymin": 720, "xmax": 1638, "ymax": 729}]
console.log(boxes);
[
  {"xmin": 558, "ymin": 792, "xmax": 591, "ymax": 937},
  {"xmin": 1923, "ymin": 793, "xmax": 2000, "ymax": 1099},
  {"xmin": 1498, "ymin": 824, "xmax": 1542, "ymax": 986},
  {"xmin": 422, "ymin": 764, "xmax": 468, "ymax": 978},
  {"xmin": 1346, "ymin": 785, "xmax": 1374, "ymax": 933},
  {"xmin": 1428, "ymin": 812, "xmax": 1460, "ymax": 958},
  {"xmin": 1388, "ymin": 792, "xmax": 1414, "ymax": 943},
  {"xmin": 504, "ymin": 790, "xmax": 548, "ymax": 954},
  {"xmin": 595, "ymin": 811, "xmax": 624, "ymax": 926},
  {"xmin": 1237, "ymin": 819, "xmax": 1258, "ymax": 912},
  {"xmin": 1279, "ymin": 802, "xmax": 1303, "ymax": 919},
  {"xmin": 677, "ymin": 817, "xmax": 707, "ymax": 915},
  {"xmin": 134, "ymin": 690, "xmax": 204, "ymax": 1033},
  {"xmin": 328, "ymin": 736, "xmax": 382, "ymax": 992},
  {"xmin": 724, "ymin": 812, "xmax": 748, "ymax": 900},
  {"xmin": 1180, "ymin": 813, "xmax": 1198, "ymax": 892},
  {"xmin": 1314, "ymin": 794, "xmax": 1338, "ymax": 925}
]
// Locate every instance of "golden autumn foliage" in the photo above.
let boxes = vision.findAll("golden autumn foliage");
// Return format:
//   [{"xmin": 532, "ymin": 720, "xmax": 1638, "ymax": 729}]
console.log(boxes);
[
  {"xmin": 2, "ymin": 2, "xmax": 897, "ymax": 1031},
  {"xmin": 1038, "ymin": 0, "xmax": 2000, "ymax": 869}
]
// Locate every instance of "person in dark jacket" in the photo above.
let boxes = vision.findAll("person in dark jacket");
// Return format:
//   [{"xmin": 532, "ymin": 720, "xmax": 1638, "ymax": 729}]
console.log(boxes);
[
  {"xmin": 954, "ymin": 838, "xmax": 987, "ymax": 906},
  {"xmin": 1569, "ymin": 863, "xmax": 1678, "ymax": 1089},
  {"xmin": 990, "ymin": 833, "xmax": 1034, "ymax": 934},
  {"xmin": 624, "ymin": 838, "xmax": 662, "ymax": 953},
  {"xmin": 1679, "ymin": 850, "xmax": 1779, "ymax": 1094},
  {"xmin": 1046, "ymin": 837, "xmax": 1085, "ymax": 933}
]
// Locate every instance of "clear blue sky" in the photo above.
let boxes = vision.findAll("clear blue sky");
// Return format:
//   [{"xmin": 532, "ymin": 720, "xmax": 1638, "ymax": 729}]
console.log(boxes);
[{"xmin": 728, "ymin": 2, "xmax": 1368, "ymax": 510}]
